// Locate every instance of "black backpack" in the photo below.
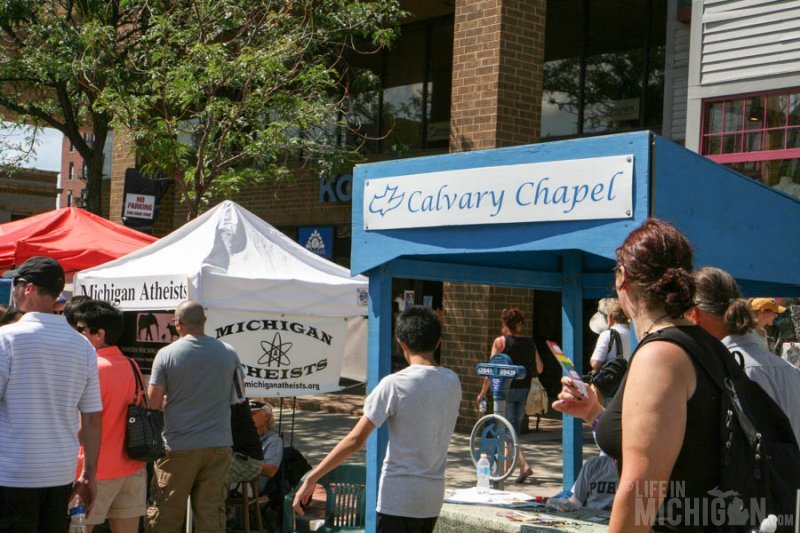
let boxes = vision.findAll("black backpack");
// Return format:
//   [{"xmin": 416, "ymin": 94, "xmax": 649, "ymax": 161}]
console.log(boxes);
[
  {"xmin": 265, "ymin": 445, "xmax": 312, "ymax": 510},
  {"xmin": 587, "ymin": 329, "xmax": 628, "ymax": 398},
  {"xmin": 643, "ymin": 327, "xmax": 800, "ymax": 532}
]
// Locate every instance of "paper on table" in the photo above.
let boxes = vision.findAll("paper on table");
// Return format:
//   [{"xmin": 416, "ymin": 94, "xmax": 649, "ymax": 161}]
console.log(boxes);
[{"xmin": 443, "ymin": 486, "xmax": 540, "ymax": 508}]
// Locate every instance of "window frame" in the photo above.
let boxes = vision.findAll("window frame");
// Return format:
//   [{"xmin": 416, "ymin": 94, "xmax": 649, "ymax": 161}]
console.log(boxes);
[{"xmin": 701, "ymin": 87, "xmax": 800, "ymax": 165}]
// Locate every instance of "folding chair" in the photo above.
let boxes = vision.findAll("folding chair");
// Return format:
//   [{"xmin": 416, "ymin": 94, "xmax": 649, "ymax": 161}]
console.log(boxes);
[{"xmin": 283, "ymin": 464, "xmax": 366, "ymax": 533}]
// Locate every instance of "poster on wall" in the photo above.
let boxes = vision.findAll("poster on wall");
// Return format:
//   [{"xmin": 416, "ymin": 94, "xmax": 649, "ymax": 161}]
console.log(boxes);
[
  {"xmin": 298, "ymin": 226, "xmax": 333, "ymax": 258},
  {"xmin": 117, "ymin": 310, "xmax": 176, "ymax": 373},
  {"xmin": 403, "ymin": 290, "xmax": 415, "ymax": 311},
  {"xmin": 206, "ymin": 309, "xmax": 349, "ymax": 397}
]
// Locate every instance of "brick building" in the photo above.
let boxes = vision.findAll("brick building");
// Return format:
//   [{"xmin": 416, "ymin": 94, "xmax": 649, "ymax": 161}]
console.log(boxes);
[
  {"xmin": 0, "ymin": 167, "xmax": 59, "ymax": 222},
  {"xmin": 94, "ymin": 0, "xmax": 799, "ymax": 431}
]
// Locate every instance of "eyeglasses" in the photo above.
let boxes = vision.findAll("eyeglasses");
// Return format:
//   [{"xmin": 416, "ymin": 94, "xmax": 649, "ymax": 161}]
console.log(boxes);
[
  {"xmin": 12, "ymin": 278, "xmax": 27, "ymax": 287},
  {"xmin": 76, "ymin": 325, "xmax": 88, "ymax": 334}
]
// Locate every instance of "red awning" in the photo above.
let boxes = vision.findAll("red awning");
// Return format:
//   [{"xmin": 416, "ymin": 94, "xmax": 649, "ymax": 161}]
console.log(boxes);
[{"xmin": 0, "ymin": 207, "xmax": 157, "ymax": 274}]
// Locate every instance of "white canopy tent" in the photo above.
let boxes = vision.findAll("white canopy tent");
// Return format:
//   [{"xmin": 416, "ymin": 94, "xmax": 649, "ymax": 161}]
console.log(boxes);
[{"xmin": 74, "ymin": 201, "xmax": 369, "ymax": 395}]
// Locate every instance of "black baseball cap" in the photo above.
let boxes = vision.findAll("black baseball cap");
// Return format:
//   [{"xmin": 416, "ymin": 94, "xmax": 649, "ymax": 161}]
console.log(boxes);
[{"xmin": 3, "ymin": 256, "xmax": 65, "ymax": 296}]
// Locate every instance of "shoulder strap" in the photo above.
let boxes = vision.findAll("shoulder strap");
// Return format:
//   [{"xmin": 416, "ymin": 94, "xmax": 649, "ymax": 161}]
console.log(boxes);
[
  {"xmin": 607, "ymin": 328, "xmax": 622, "ymax": 359},
  {"xmin": 233, "ymin": 368, "xmax": 244, "ymax": 400},
  {"xmin": 639, "ymin": 327, "xmax": 761, "ymax": 447},
  {"xmin": 638, "ymin": 327, "xmax": 727, "ymax": 390},
  {"xmin": 127, "ymin": 357, "xmax": 148, "ymax": 408}
]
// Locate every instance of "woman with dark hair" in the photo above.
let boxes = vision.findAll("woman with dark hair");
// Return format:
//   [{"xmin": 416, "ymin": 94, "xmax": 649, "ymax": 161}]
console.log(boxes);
[
  {"xmin": 554, "ymin": 218, "xmax": 723, "ymax": 532},
  {"xmin": 688, "ymin": 266, "xmax": 800, "ymax": 446},
  {"xmin": 477, "ymin": 307, "xmax": 544, "ymax": 483}
]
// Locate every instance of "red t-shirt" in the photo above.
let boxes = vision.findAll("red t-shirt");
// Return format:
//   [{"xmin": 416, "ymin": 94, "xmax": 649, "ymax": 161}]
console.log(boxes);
[{"xmin": 77, "ymin": 346, "xmax": 145, "ymax": 480}]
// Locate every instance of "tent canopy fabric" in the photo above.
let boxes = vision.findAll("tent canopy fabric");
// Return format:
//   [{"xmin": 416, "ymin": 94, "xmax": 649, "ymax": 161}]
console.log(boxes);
[
  {"xmin": 0, "ymin": 207, "xmax": 157, "ymax": 274},
  {"xmin": 74, "ymin": 200, "xmax": 368, "ymax": 316},
  {"xmin": 74, "ymin": 200, "xmax": 369, "ymax": 388}
]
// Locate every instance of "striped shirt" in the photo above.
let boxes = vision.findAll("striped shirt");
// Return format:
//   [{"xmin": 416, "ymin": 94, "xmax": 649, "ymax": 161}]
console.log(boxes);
[{"xmin": 0, "ymin": 312, "xmax": 102, "ymax": 487}]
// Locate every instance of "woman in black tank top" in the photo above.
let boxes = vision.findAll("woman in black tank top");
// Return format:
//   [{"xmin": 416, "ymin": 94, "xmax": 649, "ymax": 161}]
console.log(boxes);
[
  {"xmin": 477, "ymin": 307, "xmax": 544, "ymax": 484},
  {"xmin": 554, "ymin": 219, "xmax": 722, "ymax": 532}
]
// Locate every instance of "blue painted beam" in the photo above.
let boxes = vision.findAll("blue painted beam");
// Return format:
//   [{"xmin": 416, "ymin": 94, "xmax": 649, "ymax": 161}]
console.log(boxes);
[
  {"xmin": 387, "ymin": 259, "xmax": 563, "ymax": 290},
  {"xmin": 365, "ymin": 267, "xmax": 392, "ymax": 533},
  {"xmin": 351, "ymin": 132, "xmax": 653, "ymax": 276},
  {"xmin": 651, "ymin": 136, "xmax": 800, "ymax": 292},
  {"xmin": 561, "ymin": 251, "xmax": 584, "ymax": 490},
  {"xmin": 582, "ymin": 272, "xmax": 616, "ymax": 299}
]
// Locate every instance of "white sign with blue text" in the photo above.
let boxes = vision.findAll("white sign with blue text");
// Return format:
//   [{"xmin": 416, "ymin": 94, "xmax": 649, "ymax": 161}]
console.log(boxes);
[{"xmin": 363, "ymin": 155, "xmax": 633, "ymax": 230}]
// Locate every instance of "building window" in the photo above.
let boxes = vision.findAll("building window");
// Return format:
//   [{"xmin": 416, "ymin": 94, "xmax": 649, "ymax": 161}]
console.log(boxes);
[
  {"xmin": 82, "ymin": 161, "xmax": 88, "ymax": 179},
  {"xmin": 69, "ymin": 140, "xmax": 74, "ymax": 152},
  {"xmin": 67, "ymin": 190, "xmax": 72, "ymax": 207},
  {"xmin": 344, "ymin": 16, "xmax": 453, "ymax": 155},
  {"xmin": 68, "ymin": 162, "xmax": 74, "ymax": 180},
  {"xmin": 541, "ymin": 0, "xmax": 667, "ymax": 139},
  {"xmin": 701, "ymin": 89, "xmax": 800, "ymax": 187}
]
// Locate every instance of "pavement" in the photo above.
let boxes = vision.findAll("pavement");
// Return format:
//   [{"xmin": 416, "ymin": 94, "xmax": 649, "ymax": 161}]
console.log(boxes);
[{"xmin": 264, "ymin": 388, "xmax": 601, "ymax": 499}]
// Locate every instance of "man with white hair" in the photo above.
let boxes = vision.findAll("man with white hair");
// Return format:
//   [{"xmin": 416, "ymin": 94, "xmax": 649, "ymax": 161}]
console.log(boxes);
[{"xmin": 249, "ymin": 401, "xmax": 284, "ymax": 496}]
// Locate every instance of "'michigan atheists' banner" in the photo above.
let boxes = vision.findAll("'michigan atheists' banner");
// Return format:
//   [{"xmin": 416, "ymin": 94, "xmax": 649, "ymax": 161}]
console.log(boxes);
[{"xmin": 205, "ymin": 310, "xmax": 349, "ymax": 397}]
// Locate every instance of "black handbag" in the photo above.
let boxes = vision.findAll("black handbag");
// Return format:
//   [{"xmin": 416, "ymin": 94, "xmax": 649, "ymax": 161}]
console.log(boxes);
[{"xmin": 126, "ymin": 358, "xmax": 166, "ymax": 462}]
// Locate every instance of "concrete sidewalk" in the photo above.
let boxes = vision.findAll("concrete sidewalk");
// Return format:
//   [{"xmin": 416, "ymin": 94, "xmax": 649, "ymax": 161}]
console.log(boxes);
[{"xmin": 268, "ymin": 390, "xmax": 600, "ymax": 499}]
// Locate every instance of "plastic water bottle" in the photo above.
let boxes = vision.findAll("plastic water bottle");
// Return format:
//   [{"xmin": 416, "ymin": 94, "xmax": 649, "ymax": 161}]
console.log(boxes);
[
  {"xmin": 479, "ymin": 397, "xmax": 488, "ymax": 414},
  {"xmin": 476, "ymin": 453, "xmax": 490, "ymax": 494},
  {"xmin": 68, "ymin": 495, "xmax": 88, "ymax": 533}
]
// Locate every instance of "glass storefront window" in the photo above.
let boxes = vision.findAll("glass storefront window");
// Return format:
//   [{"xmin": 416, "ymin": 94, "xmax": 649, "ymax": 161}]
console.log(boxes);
[
  {"xmin": 728, "ymin": 158, "xmax": 800, "ymax": 188},
  {"xmin": 382, "ymin": 28, "xmax": 426, "ymax": 154},
  {"xmin": 724, "ymin": 100, "xmax": 744, "ymax": 133},
  {"xmin": 541, "ymin": 60, "xmax": 580, "ymax": 138},
  {"xmin": 789, "ymin": 95, "xmax": 800, "ymax": 126},
  {"xmin": 343, "ymin": 17, "xmax": 453, "ymax": 155},
  {"xmin": 541, "ymin": 0, "xmax": 666, "ymax": 139},
  {"xmin": 705, "ymin": 102, "xmax": 723, "ymax": 134},
  {"xmin": 427, "ymin": 23, "xmax": 454, "ymax": 150},
  {"xmin": 702, "ymin": 88, "xmax": 800, "ymax": 189}
]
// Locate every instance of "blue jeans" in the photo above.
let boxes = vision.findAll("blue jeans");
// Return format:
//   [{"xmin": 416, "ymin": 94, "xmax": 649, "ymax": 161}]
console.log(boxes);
[{"xmin": 505, "ymin": 387, "xmax": 529, "ymax": 435}]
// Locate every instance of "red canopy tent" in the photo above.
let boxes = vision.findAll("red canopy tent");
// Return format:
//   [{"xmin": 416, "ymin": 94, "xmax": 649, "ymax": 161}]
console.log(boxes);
[{"xmin": 0, "ymin": 207, "xmax": 157, "ymax": 274}]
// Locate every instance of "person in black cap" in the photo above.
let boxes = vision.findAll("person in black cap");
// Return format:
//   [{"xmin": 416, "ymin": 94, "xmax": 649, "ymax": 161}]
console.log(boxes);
[{"xmin": 0, "ymin": 256, "xmax": 103, "ymax": 531}]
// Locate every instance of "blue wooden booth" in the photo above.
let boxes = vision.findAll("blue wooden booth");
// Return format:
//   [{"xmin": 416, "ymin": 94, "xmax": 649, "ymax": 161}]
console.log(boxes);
[{"xmin": 350, "ymin": 131, "xmax": 800, "ymax": 531}]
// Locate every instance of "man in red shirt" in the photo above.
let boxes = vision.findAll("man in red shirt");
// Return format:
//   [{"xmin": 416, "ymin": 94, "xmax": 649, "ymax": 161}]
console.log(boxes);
[{"xmin": 74, "ymin": 300, "xmax": 147, "ymax": 533}]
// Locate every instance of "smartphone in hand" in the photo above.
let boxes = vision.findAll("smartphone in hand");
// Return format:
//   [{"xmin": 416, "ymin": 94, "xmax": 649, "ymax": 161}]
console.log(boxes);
[{"xmin": 546, "ymin": 340, "xmax": 587, "ymax": 397}]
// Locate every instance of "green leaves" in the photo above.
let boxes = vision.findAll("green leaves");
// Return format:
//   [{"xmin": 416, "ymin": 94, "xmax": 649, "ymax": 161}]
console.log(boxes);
[
  {"xmin": 99, "ymin": 0, "xmax": 403, "ymax": 217},
  {"xmin": 1, "ymin": 0, "xmax": 403, "ymax": 217}
]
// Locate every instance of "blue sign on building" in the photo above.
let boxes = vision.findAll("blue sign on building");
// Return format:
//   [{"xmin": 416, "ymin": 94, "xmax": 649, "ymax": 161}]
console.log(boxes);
[{"xmin": 298, "ymin": 226, "xmax": 333, "ymax": 258}]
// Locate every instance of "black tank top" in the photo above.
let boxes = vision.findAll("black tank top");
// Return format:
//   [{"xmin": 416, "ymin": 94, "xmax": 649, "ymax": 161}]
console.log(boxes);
[
  {"xmin": 503, "ymin": 335, "xmax": 536, "ymax": 389},
  {"xmin": 594, "ymin": 326, "xmax": 721, "ymax": 532}
]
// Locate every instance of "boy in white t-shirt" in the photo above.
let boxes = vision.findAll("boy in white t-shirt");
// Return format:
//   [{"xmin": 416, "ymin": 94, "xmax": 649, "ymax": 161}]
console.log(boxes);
[{"xmin": 292, "ymin": 306, "xmax": 462, "ymax": 533}]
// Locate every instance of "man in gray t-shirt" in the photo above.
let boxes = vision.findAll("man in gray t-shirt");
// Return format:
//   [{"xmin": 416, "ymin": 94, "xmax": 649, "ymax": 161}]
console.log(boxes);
[
  {"xmin": 146, "ymin": 300, "xmax": 241, "ymax": 532},
  {"xmin": 292, "ymin": 306, "xmax": 461, "ymax": 533}
]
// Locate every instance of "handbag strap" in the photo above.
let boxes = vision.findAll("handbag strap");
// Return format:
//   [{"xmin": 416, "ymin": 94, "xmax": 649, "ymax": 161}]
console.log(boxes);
[
  {"xmin": 233, "ymin": 368, "xmax": 244, "ymax": 400},
  {"xmin": 607, "ymin": 328, "xmax": 622, "ymax": 359},
  {"xmin": 641, "ymin": 327, "xmax": 761, "ymax": 448},
  {"xmin": 127, "ymin": 357, "xmax": 149, "ymax": 408}
]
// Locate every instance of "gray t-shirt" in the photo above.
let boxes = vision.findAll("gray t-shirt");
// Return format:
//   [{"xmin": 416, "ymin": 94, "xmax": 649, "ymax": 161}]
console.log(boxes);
[
  {"xmin": 150, "ymin": 335, "xmax": 241, "ymax": 451},
  {"xmin": 723, "ymin": 330, "xmax": 800, "ymax": 447},
  {"xmin": 571, "ymin": 454, "xmax": 618, "ymax": 510},
  {"xmin": 364, "ymin": 364, "xmax": 461, "ymax": 519}
]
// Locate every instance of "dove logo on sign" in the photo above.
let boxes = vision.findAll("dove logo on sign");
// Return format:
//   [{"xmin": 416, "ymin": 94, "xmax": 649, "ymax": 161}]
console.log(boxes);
[
  {"xmin": 368, "ymin": 184, "xmax": 405, "ymax": 216},
  {"xmin": 362, "ymin": 155, "xmax": 634, "ymax": 230}
]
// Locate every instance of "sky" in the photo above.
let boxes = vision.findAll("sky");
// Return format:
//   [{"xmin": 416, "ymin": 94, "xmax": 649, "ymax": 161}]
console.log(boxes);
[{"xmin": 0, "ymin": 123, "xmax": 62, "ymax": 172}]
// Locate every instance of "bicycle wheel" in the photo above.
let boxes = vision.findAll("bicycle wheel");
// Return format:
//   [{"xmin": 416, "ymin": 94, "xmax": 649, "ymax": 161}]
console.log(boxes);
[{"xmin": 469, "ymin": 414, "xmax": 519, "ymax": 482}]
